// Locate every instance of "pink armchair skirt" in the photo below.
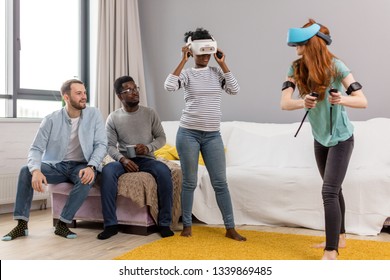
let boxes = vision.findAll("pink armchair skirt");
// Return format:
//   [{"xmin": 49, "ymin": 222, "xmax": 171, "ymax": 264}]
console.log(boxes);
[{"xmin": 49, "ymin": 159, "xmax": 182, "ymax": 236}]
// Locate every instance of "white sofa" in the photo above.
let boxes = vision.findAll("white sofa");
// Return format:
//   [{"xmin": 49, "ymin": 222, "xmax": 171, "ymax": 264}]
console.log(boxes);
[{"xmin": 161, "ymin": 118, "xmax": 390, "ymax": 236}]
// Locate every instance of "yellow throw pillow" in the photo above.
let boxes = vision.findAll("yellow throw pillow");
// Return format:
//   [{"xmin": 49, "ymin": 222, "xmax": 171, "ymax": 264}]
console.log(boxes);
[
  {"xmin": 198, "ymin": 154, "xmax": 205, "ymax": 165},
  {"xmin": 154, "ymin": 144, "xmax": 177, "ymax": 160},
  {"xmin": 154, "ymin": 144, "xmax": 205, "ymax": 165},
  {"xmin": 167, "ymin": 145, "xmax": 180, "ymax": 160}
]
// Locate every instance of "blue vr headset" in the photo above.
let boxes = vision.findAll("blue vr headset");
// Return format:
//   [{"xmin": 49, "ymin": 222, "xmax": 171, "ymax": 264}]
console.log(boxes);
[{"xmin": 287, "ymin": 23, "xmax": 332, "ymax": 47}]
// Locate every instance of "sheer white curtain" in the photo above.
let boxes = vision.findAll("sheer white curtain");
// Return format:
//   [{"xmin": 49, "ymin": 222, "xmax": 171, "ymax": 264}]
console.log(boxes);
[{"xmin": 95, "ymin": 0, "xmax": 146, "ymax": 120}]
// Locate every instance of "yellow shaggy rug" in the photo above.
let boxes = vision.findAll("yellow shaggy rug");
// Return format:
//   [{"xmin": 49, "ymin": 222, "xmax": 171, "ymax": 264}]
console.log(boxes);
[{"xmin": 114, "ymin": 226, "xmax": 390, "ymax": 260}]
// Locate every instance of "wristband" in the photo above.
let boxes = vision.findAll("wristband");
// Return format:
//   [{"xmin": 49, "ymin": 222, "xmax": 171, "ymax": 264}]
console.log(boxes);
[
  {"xmin": 346, "ymin": 82, "xmax": 362, "ymax": 95},
  {"xmin": 87, "ymin": 165, "xmax": 96, "ymax": 171},
  {"xmin": 282, "ymin": 81, "xmax": 296, "ymax": 91}
]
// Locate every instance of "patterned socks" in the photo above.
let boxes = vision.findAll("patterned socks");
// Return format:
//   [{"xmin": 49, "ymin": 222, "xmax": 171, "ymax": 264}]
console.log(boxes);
[
  {"xmin": 159, "ymin": 226, "xmax": 174, "ymax": 238},
  {"xmin": 54, "ymin": 220, "xmax": 77, "ymax": 239},
  {"xmin": 2, "ymin": 220, "xmax": 76, "ymax": 240},
  {"xmin": 1, "ymin": 220, "xmax": 28, "ymax": 241}
]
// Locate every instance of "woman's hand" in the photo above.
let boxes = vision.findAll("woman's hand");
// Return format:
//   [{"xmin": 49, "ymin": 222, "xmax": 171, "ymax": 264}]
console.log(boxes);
[
  {"xmin": 215, "ymin": 48, "xmax": 230, "ymax": 73},
  {"xmin": 328, "ymin": 90, "xmax": 342, "ymax": 105},
  {"xmin": 304, "ymin": 94, "xmax": 318, "ymax": 109},
  {"xmin": 172, "ymin": 45, "xmax": 191, "ymax": 76},
  {"xmin": 181, "ymin": 44, "xmax": 192, "ymax": 62},
  {"xmin": 214, "ymin": 48, "xmax": 225, "ymax": 62}
]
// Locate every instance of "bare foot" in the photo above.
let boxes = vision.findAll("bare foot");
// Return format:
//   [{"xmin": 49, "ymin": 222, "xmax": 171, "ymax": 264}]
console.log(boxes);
[
  {"xmin": 225, "ymin": 228, "xmax": 247, "ymax": 241},
  {"xmin": 321, "ymin": 250, "xmax": 338, "ymax": 260},
  {"xmin": 312, "ymin": 234, "xmax": 346, "ymax": 248},
  {"xmin": 180, "ymin": 226, "xmax": 192, "ymax": 237}
]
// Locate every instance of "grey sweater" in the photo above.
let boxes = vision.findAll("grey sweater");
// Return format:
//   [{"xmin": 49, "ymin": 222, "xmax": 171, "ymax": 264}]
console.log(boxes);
[{"xmin": 106, "ymin": 106, "xmax": 166, "ymax": 161}]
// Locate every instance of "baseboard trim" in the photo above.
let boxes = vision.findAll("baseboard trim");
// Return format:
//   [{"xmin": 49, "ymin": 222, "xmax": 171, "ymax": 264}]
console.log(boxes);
[
  {"xmin": 0, "ymin": 200, "xmax": 49, "ymax": 215},
  {"xmin": 120, "ymin": 224, "xmax": 158, "ymax": 236}
]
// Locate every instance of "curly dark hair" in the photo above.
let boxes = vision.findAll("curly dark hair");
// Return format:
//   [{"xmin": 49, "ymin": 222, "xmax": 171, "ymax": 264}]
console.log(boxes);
[
  {"xmin": 114, "ymin": 76, "xmax": 135, "ymax": 95},
  {"xmin": 184, "ymin": 27, "xmax": 213, "ymax": 42}
]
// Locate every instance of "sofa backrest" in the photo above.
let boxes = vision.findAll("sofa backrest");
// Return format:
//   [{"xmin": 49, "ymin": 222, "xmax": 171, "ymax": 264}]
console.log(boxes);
[
  {"xmin": 348, "ymin": 118, "xmax": 390, "ymax": 169},
  {"xmin": 223, "ymin": 121, "xmax": 315, "ymax": 168},
  {"xmin": 161, "ymin": 118, "xmax": 390, "ymax": 169},
  {"xmin": 160, "ymin": 121, "xmax": 180, "ymax": 147}
]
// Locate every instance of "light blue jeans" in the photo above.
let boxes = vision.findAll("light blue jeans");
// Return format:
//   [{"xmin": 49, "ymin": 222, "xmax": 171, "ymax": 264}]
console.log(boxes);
[
  {"xmin": 14, "ymin": 161, "xmax": 95, "ymax": 224},
  {"xmin": 176, "ymin": 127, "xmax": 235, "ymax": 229}
]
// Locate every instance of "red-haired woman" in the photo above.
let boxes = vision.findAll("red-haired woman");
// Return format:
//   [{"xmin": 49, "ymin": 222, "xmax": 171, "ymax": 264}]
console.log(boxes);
[{"xmin": 280, "ymin": 19, "xmax": 367, "ymax": 260}]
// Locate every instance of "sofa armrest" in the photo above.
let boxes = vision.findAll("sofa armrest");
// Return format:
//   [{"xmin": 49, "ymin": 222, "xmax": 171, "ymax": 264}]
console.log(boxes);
[{"xmin": 115, "ymin": 159, "xmax": 182, "ymax": 227}]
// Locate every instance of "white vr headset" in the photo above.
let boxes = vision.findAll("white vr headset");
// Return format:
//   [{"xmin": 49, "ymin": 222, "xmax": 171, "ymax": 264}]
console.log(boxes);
[{"xmin": 187, "ymin": 37, "xmax": 217, "ymax": 55}]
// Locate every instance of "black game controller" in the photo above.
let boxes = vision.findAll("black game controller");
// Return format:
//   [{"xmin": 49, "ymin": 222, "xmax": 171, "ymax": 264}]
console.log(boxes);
[
  {"xmin": 328, "ymin": 89, "xmax": 337, "ymax": 135},
  {"xmin": 216, "ymin": 51, "xmax": 223, "ymax": 59},
  {"xmin": 328, "ymin": 88, "xmax": 337, "ymax": 104},
  {"xmin": 294, "ymin": 92, "xmax": 319, "ymax": 137}
]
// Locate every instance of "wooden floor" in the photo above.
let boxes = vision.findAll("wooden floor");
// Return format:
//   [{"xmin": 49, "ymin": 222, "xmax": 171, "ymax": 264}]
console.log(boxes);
[{"xmin": 1, "ymin": 209, "xmax": 390, "ymax": 260}]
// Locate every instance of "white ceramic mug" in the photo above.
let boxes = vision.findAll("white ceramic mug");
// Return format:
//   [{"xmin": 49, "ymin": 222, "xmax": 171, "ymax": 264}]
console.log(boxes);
[{"xmin": 126, "ymin": 145, "xmax": 136, "ymax": 158}]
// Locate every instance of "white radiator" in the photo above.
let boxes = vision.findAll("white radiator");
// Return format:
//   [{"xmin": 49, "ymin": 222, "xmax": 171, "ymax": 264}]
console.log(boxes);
[{"xmin": 0, "ymin": 173, "xmax": 49, "ymax": 206}]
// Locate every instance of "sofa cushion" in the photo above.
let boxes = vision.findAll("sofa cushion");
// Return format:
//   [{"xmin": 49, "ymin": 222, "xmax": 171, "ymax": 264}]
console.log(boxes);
[
  {"xmin": 226, "ymin": 125, "xmax": 315, "ymax": 168},
  {"xmin": 49, "ymin": 182, "xmax": 101, "ymax": 197},
  {"xmin": 348, "ymin": 118, "xmax": 390, "ymax": 169},
  {"xmin": 160, "ymin": 121, "xmax": 179, "ymax": 146}
]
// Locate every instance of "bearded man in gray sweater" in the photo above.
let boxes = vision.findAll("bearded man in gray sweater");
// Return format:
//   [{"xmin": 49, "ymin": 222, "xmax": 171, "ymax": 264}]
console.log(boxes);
[{"xmin": 97, "ymin": 75, "xmax": 174, "ymax": 240}]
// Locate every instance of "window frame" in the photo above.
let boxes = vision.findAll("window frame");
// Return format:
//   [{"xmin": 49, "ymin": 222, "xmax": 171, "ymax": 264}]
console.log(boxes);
[
  {"xmin": 1, "ymin": 0, "xmax": 90, "ymax": 118},
  {"xmin": 0, "ymin": 0, "xmax": 13, "ymax": 115}
]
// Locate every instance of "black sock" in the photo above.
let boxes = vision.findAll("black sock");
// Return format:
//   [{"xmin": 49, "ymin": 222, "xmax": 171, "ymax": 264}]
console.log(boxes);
[
  {"xmin": 54, "ymin": 221, "xmax": 77, "ymax": 239},
  {"xmin": 97, "ymin": 225, "xmax": 119, "ymax": 240},
  {"xmin": 159, "ymin": 226, "xmax": 174, "ymax": 238},
  {"xmin": 2, "ymin": 220, "xmax": 28, "ymax": 241}
]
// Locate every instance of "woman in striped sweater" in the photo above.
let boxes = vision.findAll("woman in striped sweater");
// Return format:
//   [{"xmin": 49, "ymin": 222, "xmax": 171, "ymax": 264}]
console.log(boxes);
[{"xmin": 164, "ymin": 28, "xmax": 246, "ymax": 241}]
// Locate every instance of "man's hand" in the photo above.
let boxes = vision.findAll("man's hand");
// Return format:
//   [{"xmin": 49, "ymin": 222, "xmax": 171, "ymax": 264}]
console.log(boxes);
[
  {"xmin": 31, "ymin": 170, "xmax": 48, "ymax": 193},
  {"xmin": 135, "ymin": 144, "xmax": 149, "ymax": 155},
  {"xmin": 120, "ymin": 157, "xmax": 139, "ymax": 172},
  {"xmin": 79, "ymin": 167, "xmax": 96, "ymax": 185}
]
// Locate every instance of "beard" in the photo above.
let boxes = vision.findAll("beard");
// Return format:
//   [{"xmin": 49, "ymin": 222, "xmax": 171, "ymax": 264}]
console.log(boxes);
[
  {"xmin": 69, "ymin": 98, "xmax": 87, "ymax": 110},
  {"xmin": 125, "ymin": 100, "xmax": 139, "ymax": 107}
]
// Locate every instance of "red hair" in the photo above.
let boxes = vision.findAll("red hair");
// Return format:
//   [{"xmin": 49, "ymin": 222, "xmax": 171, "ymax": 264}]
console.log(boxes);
[{"xmin": 293, "ymin": 19, "xmax": 338, "ymax": 101}]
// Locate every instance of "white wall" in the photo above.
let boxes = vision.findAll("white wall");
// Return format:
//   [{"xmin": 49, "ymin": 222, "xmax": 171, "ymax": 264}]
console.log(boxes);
[
  {"xmin": 2, "ymin": 0, "xmax": 388, "ymax": 173},
  {"xmin": 139, "ymin": 0, "xmax": 390, "ymax": 123},
  {"xmin": 0, "ymin": 120, "xmax": 43, "ymax": 213},
  {"xmin": 0, "ymin": 120, "xmax": 40, "ymax": 175}
]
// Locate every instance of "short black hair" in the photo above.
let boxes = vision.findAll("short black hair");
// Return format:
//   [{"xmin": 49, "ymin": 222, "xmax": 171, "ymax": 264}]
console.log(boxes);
[
  {"xmin": 114, "ymin": 76, "xmax": 135, "ymax": 94},
  {"xmin": 184, "ymin": 27, "xmax": 212, "ymax": 42}
]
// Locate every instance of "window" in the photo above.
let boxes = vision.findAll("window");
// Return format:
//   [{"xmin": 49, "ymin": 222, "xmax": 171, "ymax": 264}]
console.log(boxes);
[
  {"xmin": 0, "ymin": 0, "xmax": 89, "ymax": 118},
  {"xmin": 0, "ymin": 1, "xmax": 7, "ymax": 117}
]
